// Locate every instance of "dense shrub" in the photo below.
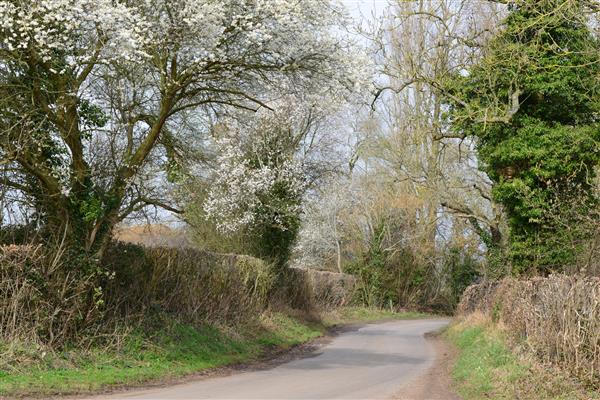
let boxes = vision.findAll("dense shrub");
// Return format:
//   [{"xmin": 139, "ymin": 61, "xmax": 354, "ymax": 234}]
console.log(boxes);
[
  {"xmin": 0, "ymin": 245, "xmax": 104, "ymax": 346},
  {"xmin": 0, "ymin": 240, "xmax": 356, "ymax": 348},
  {"xmin": 285, "ymin": 267, "xmax": 355, "ymax": 311},
  {"xmin": 439, "ymin": 248, "xmax": 481, "ymax": 311},
  {"xmin": 344, "ymin": 222, "xmax": 422, "ymax": 309},
  {"xmin": 346, "ymin": 248, "xmax": 426, "ymax": 310},
  {"xmin": 458, "ymin": 275, "xmax": 600, "ymax": 388},
  {"xmin": 102, "ymin": 243, "xmax": 275, "ymax": 325},
  {"xmin": 345, "ymin": 229, "xmax": 480, "ymax": 313}
]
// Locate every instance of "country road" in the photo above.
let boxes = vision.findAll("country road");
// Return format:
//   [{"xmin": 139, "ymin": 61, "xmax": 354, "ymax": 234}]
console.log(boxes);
[{"xmin": 93, "ymin": 319, "xmax": 451, "ymax": 400}]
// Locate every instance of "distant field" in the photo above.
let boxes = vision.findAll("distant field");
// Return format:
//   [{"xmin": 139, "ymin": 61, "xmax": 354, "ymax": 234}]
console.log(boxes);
[{"xmin": 114, "ymin": 224, "xmax": 191, "ymax": 248}]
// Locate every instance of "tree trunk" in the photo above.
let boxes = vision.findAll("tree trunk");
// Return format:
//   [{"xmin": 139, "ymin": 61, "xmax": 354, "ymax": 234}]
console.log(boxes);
[{"xmin": 336, "ymin": 238, "xmax": 342, "ymax": 273}]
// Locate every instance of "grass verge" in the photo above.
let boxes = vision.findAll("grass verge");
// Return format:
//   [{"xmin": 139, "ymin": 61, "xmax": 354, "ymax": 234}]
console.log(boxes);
[
  {"xmin": 321, "ymin": 306, "xmax": 430, "ymax": 325},
  {"xmin": 0, "ymin": 307, "xmax": 423, "ymax": 398},
  {"xmin": 447, "ymin": 314, "xmax": 599, "ymax": 400}
]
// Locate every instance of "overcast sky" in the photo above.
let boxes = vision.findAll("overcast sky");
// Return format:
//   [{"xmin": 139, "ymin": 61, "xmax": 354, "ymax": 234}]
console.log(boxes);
[{"xmin": 341, "ymin": 0, "xmax": 386, "ymax": 20}]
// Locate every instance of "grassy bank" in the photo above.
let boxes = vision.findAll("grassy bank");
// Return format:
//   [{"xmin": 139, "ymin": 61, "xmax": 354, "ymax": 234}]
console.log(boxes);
[
  {"xmin": 322, "ymin": 306, "xmax": 429, "ymax": 325},
  {"xmin": 0, "ymin": 307, "xmax": 424, "ymax": 398},
  {"xmin": 447, "ymin": 314, "xmax": 599, "ymax": 400}
]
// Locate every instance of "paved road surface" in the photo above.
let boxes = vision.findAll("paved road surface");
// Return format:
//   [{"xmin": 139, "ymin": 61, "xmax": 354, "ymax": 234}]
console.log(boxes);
[{"xmin": 98, "ymin": 319, "xmax": 449, "ymax": 400}]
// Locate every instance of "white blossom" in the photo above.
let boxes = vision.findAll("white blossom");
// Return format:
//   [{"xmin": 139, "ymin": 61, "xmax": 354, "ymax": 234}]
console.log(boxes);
[
  {"xmin": 0, "ymin": 0, "xmax": 371, "ymax": 242},
  {"xmin": 0, "ymin": 0, "xmax": 151, "ymax": 66},
  {"xmin": 203, "ymin": 127, "xmax": 307, "ymax": 234}
]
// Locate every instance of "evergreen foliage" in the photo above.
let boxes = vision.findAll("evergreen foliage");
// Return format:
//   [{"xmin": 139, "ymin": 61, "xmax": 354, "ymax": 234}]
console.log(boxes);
[{"xmin": 448, "ymin": 0, "xmax": 600, "ymax": 273}]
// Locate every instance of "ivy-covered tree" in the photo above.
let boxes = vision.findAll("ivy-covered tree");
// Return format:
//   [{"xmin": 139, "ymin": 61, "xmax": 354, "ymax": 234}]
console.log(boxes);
[{"xmin": 448, "ymin": 0, "xmax": 600, "ymax": 274}]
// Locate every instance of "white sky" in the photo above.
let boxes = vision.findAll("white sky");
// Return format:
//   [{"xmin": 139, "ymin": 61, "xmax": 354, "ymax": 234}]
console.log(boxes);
[{"xmin": 341, "ymin": 0, "xmax": 386, "ymax": 20}]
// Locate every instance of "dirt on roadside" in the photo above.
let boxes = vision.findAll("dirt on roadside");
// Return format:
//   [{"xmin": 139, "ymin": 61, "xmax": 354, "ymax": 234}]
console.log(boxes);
[{"xmin": 393, "ymin": 331, "xmax": 461, "ymax": 400}]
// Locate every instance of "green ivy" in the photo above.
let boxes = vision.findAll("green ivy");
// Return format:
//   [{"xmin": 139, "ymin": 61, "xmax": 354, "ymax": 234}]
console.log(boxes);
[
  {"xmin": 448, "ymin": 0, "xmax": 600, "ymax": 274},
  {"xmin": 78, "ymin": 195, "xmax": 104, "ymax": 224}
]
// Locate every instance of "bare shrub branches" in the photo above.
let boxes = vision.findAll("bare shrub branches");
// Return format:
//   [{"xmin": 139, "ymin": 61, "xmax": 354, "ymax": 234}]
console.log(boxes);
[{"xmin": 459, "ymin": 275, "xmax": 600, "ymax": 388}]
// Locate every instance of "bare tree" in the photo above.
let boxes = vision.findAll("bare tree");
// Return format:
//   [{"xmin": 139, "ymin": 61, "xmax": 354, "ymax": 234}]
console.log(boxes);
[{"xmin": 365, "ymin": 0, "xmax": 506, "ymax": 263}]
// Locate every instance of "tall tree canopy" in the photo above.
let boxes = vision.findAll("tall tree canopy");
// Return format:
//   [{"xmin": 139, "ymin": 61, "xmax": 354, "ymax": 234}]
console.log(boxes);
[
  {"xmin": 448, "ymin": 0, "xmax": 600, "ymax": 274},
  {"xmin": 0, "ymin": 0, "xmax": 364, "ymax": 258}
]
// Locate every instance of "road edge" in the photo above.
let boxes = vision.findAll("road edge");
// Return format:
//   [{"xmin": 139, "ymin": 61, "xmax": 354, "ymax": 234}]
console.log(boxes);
[
  {"xmin": 392, "ymin": 326, "xmax": 461, "ymax": 400},
  {"xmin": 64, "ymin": 319, "xmax": 369, "ymax": 400}
]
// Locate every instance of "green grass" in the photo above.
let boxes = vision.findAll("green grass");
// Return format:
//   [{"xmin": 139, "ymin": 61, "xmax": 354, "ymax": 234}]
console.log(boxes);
[
  {"xmin": 0, "ymin": 313, "xmax": 321, "ymax": 397},
  {"xmin": 321, "ymin": 306, "xmax": 431, "ymax": 325},
  {"xmin": 447, "ymin": 317, "xmax": 599, "ymax": 400},
  {"xmin": 0, "ymin": 307, "xmax": 424, "ymax": 397}
]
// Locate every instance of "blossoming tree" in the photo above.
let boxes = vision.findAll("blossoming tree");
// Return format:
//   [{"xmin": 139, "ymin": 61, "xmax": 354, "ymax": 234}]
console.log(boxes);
[
  {"xmin": 200, "ymin": 96, "xmax": 353, "ymax": 266},
  {"xmin": 0, "ymin": 0, "xmax": 363, "ymax": 258}
]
